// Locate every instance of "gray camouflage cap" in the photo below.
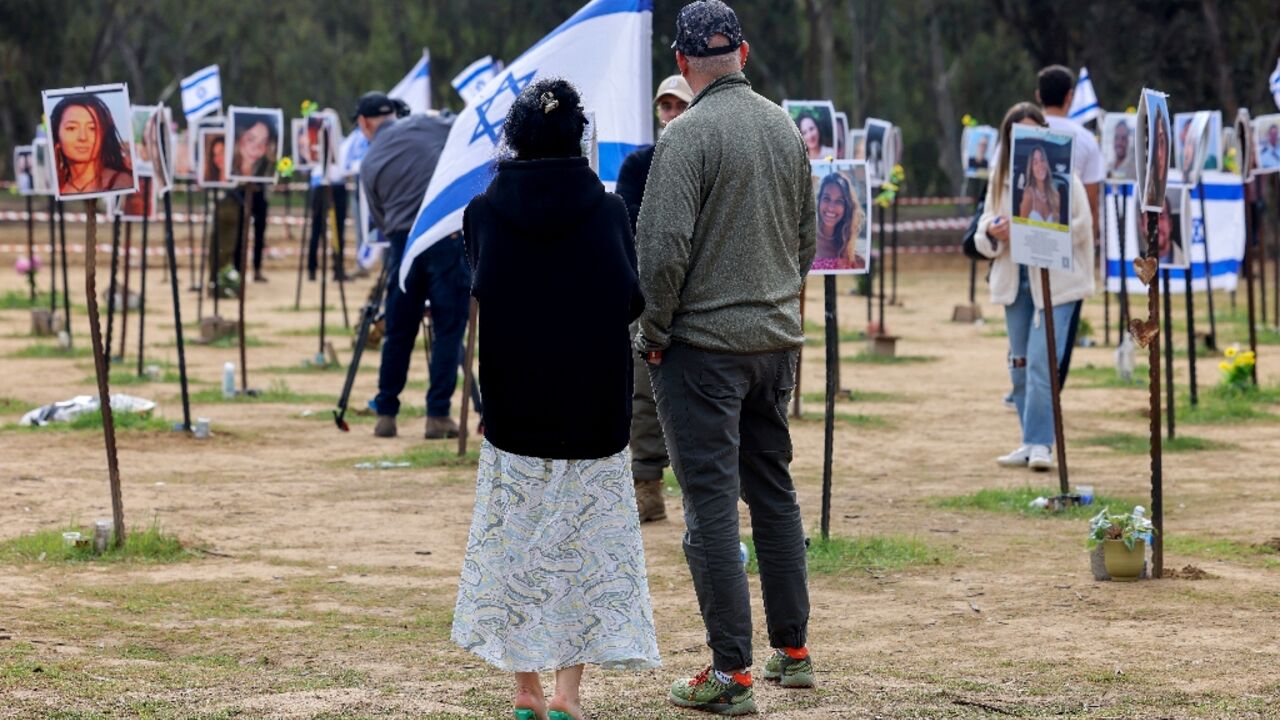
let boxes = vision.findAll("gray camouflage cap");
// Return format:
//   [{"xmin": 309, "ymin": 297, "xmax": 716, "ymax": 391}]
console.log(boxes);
[{"xmin": 672, "ymin": 0, "xmax": 744, "ymax": 58}]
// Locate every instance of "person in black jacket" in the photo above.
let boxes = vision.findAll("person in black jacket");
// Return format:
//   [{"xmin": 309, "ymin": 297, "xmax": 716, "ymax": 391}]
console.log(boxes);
[
  {"xmin": 450, "ymin": 78, "xmax": 659, "ymax": 720},
  {"xmin": 613, "ymin": 73, "xmax": 693, "ymax": 524}
]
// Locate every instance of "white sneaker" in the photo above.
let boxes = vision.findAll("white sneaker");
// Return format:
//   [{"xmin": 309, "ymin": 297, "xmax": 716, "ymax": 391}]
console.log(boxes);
[
  {"xmin": 997, "ymin": 445, "xmax": 1031, "ymax": 467},
  {"xmin": 1028, "ymin": 445, "xmax": 1053, "ymax": 471}
]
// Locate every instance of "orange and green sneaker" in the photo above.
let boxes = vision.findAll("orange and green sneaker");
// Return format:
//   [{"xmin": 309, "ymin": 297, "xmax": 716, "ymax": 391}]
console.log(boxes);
[
  {"xmin": 763, "ymin": 647, "xmax": 815, "ymax": 688},
  {"xmin": 668, "ymin": 666, "xmax": 758, "ymax": 715}
]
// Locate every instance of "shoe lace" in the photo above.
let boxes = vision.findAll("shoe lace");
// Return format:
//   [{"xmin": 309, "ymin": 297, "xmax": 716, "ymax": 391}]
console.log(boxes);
[{"xmin": 689, "ymin": 665, "xmax": 713, "ymax": 687}]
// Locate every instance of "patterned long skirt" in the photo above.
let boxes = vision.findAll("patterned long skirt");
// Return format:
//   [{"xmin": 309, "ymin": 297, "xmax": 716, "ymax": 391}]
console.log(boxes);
[{"xmin": 451, "ymin": 440, "xmax": 661, "ymax": 672}]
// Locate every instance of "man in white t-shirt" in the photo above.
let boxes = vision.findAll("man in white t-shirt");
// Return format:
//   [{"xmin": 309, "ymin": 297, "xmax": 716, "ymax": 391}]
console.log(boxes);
[{"xmin": 1037, "ymin": 65, "xmax": 1104, "ymax": 238}]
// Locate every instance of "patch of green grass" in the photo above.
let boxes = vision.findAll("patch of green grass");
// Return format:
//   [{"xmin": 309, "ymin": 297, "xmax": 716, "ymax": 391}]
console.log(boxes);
[
  {"xmin": 1073, "ymin": 362, "xmax": 1149, "ymax": 389},
  {"xmin": 842, "ymin": 352, "xmax": 936, "ymax": 365},
  {"xmin": 0, "ymin": 522, "xmax": 194, "ymax": 564},
  {"xmin": 5, "ymin": 343, "xmax": 94, "ymax": 359},
  {"xmin": 799, "ymin": 410, "xmax": 890, "ymax": 428},
  {"xmin": 82, "ymin": 368, "xmax": 187, "ymax": 386},
  {"xmin": 350, "ymin": 445, "xmax": 480, "ymax": 470},
  {"xmin": 1080, "ymin": 432, "xmax": 1234, "ymax": 454},
  {"xmin": 0, "ymin": 396, "xmax": 27, "ymax": 415},
  {"xmin": 276, "ymin": 324, "xmax": 351, "ymax": 337},
  {"xmin": 933, "ymin": 486, "xmax": 1137, "ymax": 519},
  {"xmin": 743, "ymin": 534, "xmax": 944, "ymax": 575},
  {"xmin": 982, "ymin": 327, "xmax": 1008, "ymax": 338},
  {"xmin": 801, "ymin": 389, "xmax": 903, "ymax": 404},
  {"xmin": 0, "ymin": 290, "xmax": 51, "ymax": 310},
  {"xmin": 662, "ymin": 468, "xmax": 681, "ymax": 496},
  {"xmin": 189, "ymin": 380, "xmax": 331, "ymax": 404},
  {"xmin": 203, "ymin": 333, "xmax": 273, "ymax": 349},
  {"xmin": 1176, "ymin": 385, "xmax": 1279, "ymax": 424},
  {"xmin": 262, "ymin": 361, "xmax": 345, "ymax": 374},
  {"xmin": 274, "ymin": 304, "xmax": 336, "ymax": 313},
  {"xmin": 1165, "ymin": 535, "xmax": 1280, "ymax": 568}
]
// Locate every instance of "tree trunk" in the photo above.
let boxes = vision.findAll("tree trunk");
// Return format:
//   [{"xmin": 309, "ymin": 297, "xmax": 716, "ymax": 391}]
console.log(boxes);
[
  {"xmin": 927, "ymin": 5, "xmax": 964, "ymax": 195},
  {"xmin": 1199, "ymin": 0, "xmax": 1238, "ymax": 117}
]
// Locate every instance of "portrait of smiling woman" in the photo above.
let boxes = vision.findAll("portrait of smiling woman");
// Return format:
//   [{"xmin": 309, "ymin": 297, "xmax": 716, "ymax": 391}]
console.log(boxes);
[
  {"xmin": 227, "ymin": 107, "xmax": 283, "ymax": 183},
  {"xmin": 808, "ymin": 160, "xmax": 870, "ymax": 274},
  {"xmin": 41, "ymin": 85, "xmax": 137, "ymax": 200}
]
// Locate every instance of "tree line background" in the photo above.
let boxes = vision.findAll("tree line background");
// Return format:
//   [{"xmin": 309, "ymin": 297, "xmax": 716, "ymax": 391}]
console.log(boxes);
[{"xmin": 1, "ymin": 0, "xmax": 1277, "ymax": 196}]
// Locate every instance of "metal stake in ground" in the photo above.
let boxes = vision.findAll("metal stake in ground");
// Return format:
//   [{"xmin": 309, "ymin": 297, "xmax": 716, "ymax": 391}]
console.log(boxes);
[
  {"xmin": 196, "ymin": 189, "xmax": 209, "ymax": 322},
  {"xmin": 317, "ymin": 183, "xmax": 330, "ymax": 360},
  {"xmin": 47, "ymin": 197, "xmax": 57, "ymax": 318},
  {"xmin": 792, "ymin": 282, "xmax": 805, "ymax": 419},
  {"xmin": 1142, "ymin": 211, "xmax": 1164, "ymax": 579},
  {"xmin": 211, "ymin": 189, "xmax": 222, "ymax": 319},
  {"xmin": 877, "ymin": 202, "xmax": 887, "ymax": 334},
  {"xmin": 1185, "ymin": 264, "xmax": 1199, "ymax": 407},
  {"xmin": 58, "ymin": 202, "xmax": 72, "ymax": 347},
  {"xmin": 457, "ymin": 299, "xmax": 480, "ymax": 457},
  {"xmin": 238, "ymin": 184, "xmax": 254, "ymax": 392},
  {"xmin": 1116, "ymin": 189, "xmax": 1130, "ymax": 336},
  {"xmin": 1260, "ymin": 177, "xmax": 1270, "ymax": 327},
  {"xmin": 106, "ymin": 214, "xmax": 121, "ymax": 363},
  {"xmin": 890, "ymin": 192, "xmax": 899, "ymax": 305},
  {"xmin": 119, "ymin": 222, "xmax": 132, "ymax": 361},
  {"xmin": 1161, "ymin": 269, "xmax": 1175, "ymax": 439},
  {"xmin": 1244, "ymin": 178, "xmax": 1260, "ymax": 385},
  {"xmin": 82, "ymin": 201, "xmax": 127, "ymax": 549},
  {"xmin": 187, "ymin": 179, "xmax": 197, "ymax": 290},
  {"xmin": 820, "ymin": 274, "xmax": 837, "ymax": 541},
  {"xmin": 1037, "ymin": 268, "xmax": 1069, "ymax": 497},
  {"xmin": 1197, "ymin": 180, "xmax": 1218, "ymax": 350},
  {"xmin": 163, "ymin": 179, "xmax": 193, "ymax": 432},
  {"xmin": 136, "ymin": 189, "xmax": 151, "ymax": 378},
  {"xmin": 1103, "ymin": 204, "xmax": 1110, "ymax": 346},
  {"xmin": 25, "ymin": 195, "xmax": 35, "ymax": 302}
]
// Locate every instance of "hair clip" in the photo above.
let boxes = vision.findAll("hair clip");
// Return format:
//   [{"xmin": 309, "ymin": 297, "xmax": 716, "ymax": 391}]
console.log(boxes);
[{"xmin": 540, "ymin": 92, "xmax": 560, "ymax": 114}]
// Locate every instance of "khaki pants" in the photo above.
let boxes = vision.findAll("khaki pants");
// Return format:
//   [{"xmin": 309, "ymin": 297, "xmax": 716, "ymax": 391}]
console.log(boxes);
[{"xmin": 630, "ymin": 321, "xmax": 669, "ymax": 481}]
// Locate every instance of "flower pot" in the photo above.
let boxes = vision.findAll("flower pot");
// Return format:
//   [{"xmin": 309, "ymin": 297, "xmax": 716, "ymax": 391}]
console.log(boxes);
[{"xmin": 1102, "ymin": 539, "xmax": 1145, "ymax": 582}]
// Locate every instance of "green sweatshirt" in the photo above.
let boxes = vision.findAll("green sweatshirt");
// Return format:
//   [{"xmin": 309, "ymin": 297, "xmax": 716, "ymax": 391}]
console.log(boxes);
[{"xmin": 635, "ymin": 71, "xmax": 816, "ymax": 354}]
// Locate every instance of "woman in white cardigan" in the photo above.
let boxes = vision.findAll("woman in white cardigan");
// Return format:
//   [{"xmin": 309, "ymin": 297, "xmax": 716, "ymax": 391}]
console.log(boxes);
[{"xmin": 975, "ymin": 102, "xmax": 1095, "ymax": 471}]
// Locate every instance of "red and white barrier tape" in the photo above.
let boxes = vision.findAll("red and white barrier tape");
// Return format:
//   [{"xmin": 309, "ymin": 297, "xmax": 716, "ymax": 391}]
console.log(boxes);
[{"xmin": 0, "ymin": 210, "xmax": 334, "ymax": 227}]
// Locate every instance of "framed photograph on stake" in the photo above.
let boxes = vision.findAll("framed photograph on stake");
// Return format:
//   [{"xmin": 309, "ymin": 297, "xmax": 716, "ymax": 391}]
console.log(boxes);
[
  {"xmin": 1135, "ymin": 88, "xmax": 1171, "ymax": 213},
  {"xmin": 783, "ymin": 100, "xmax": 837, "ymax": 161},
  {"xmin": 1234, "ymin": 108, "xmax": 1253, "ymax": 178},
  {"xmin": 147, "ymin": 105, "xmax": 175, "ymax": 195},
  {"xmin": 848, "ymin": 129, "xmax": 866, "ymax": 160},
  {"xmin": 130, "ymin": 105, "xmax": 159, "ymax": 177},
  {"xmin": 31, "ymin": 137, "xmax": 56, "ymax": 196},
  {"xmin": 41, "ymin": 84, "xmax": 139, "ymax": 201},
  {"xmin": 13, "ymin": 146, "xmax": 35, "ymax": 195},
  {"xmin": 120, "ymin": 176, "xmax": 158, "ymax": 222},
  {"xmin": 226, "ymin": 106, "xmax": 283, "ymax": 183},
  {"xmin": 1253, "ymin": 114, "xmax": 1280, "ymax": 175},
  {"xmin": 863, "ymin": 118, "xmax": 893, "ymax": 183},
  {"xmin": 192, "ymin": 115, "xmax": 225, "ymax": 178},
  {"xmin": 962, "ymin": 125, "xmax": 997, "ymax": 179},
  {"xmin": 809, "ymin": 159, "xmax": 871, "ymax": 275},
  {"xmin": 1009, "ymin": 124, "xmax": 1074, "ymax": 270},
  {"xmin": 1101, "ymin": 113, "xmax": 1137, "ymax": 182},
  {"xmin": 196, "ymin": 126, "xmax": 234, "ymax": 189},
  {"xmin": 1139, "ymin": 185, "xmax": 1190, "ymax": 270},
  {"xmin": 290, "ymin": 118, "xmax": 313, "ymax": 170},
  {"xmin": 834, "ymin": 112, "xmax": 849, "ymax": 159},
  {"xmin": 1174, "ymin": 110, "xmax": 1222, "ymax": 175},
  {"xmin": 174, "ymin": 129, "xmax": 195, "ymax": 180}
]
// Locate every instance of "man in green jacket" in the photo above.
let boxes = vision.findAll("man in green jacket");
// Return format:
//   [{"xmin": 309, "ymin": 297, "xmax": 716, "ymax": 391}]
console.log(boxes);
[{"xmin": 635, "ymin": 1, "xmax": 817, "ymax": 714}]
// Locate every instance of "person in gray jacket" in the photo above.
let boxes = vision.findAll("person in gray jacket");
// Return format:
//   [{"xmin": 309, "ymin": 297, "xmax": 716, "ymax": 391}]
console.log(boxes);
[
  {"xmin": 635, "ymin": 1, "xmax": 817, "ymax": 714},
  {"xmin": 356, "ymin": 92, "xmax": 470, "ymax": 440}
]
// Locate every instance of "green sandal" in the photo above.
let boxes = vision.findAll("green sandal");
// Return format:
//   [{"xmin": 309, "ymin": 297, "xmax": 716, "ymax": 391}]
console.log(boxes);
[{"xmin": 513, "ymin": 710, "xmax": 540, "ymax": 720}]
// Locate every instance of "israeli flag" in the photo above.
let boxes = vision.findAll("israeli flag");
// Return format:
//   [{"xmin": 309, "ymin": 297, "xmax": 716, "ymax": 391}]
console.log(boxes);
[
  {"xmin": 452, "ymin": 56, "xmax": 500, "ymax": 104},
  {"xmin": 1270, "ymin": 58, "xmax": 1280, "ymax": 111},
  {"xmin": 1069, "ymin": 67, "xmax": 1101, "ymax": 124},
  {"xmin": 399, "ymin": 0, "xmax": 652, "ymax": 289},
  {"xmin": 180, "ymin": 65, "xmax": 222, "ymax": 122},
  {"xmin": 1104, "ymin": 172, "xmax": 1246, "ymax": 294},
  {"xmin": 390, "ymin": 50, "xmax": 432, "ymax": 116}
]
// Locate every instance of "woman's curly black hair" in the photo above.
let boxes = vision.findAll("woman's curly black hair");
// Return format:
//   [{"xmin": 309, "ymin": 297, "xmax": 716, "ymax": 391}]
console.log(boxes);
[{"xmin": 503, "ymin": 78, "xmax": 588, "ymax": 161}]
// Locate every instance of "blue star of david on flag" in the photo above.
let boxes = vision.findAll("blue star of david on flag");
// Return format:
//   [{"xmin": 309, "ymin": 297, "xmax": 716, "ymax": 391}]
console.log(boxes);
[{"xmin": 470, "ymin": 70, "xmax": 538, "ymax": 146}]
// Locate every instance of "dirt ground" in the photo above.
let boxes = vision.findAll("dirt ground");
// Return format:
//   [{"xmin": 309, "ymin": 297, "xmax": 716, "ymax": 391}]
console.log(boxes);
[{"xmin": 1, "ymin": 219, "xmax": 1278, "ymax": 719}]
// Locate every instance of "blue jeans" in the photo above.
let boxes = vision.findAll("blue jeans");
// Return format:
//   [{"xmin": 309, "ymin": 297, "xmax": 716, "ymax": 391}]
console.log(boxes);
[
  {"xmin": 1004, "ymin": 268, "xmax": 1075, "ymax": 447},
  {"xmin": 374, "ymin": 232, "xmax": 470, "ymax": 418}
]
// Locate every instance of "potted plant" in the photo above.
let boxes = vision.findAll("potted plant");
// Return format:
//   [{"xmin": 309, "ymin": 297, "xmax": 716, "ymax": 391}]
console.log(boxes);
[{"xmin": 1088, "ymin": 508, "xmax": 1153, "ymax": 582}]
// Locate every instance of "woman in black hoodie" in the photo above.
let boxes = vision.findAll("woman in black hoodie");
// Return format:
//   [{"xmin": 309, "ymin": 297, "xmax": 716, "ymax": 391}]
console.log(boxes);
[{"xmin": 450, "ymin": 79, "xmax": 659, "ymax": 720}]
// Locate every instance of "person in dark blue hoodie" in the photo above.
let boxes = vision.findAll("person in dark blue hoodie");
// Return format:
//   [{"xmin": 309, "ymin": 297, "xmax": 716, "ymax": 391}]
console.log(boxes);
[{"xmin": 450, "ymin": 78, "xmax": 659, "ymax": 720}]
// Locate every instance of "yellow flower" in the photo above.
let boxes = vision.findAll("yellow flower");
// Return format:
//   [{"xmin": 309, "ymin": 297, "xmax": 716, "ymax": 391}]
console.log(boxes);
[
  {"xmin": 1126, "ymin": 106, "xmax": 1137, "ymax": 114},
  {"xmin": 1225, "ymin": 347, "xmax": 1237, "ymax": 358},
  {"xmin": 1240, "ymin": 351, "xmax": 1256, "ymax": 365},
  {"xmin": 962, "ymin": 114, "xmax": 977, "ymax": 128},
  {"xmin": 881, "ymin": 182, "xmax": 899, "ymax": 193},
  {"xmin": 1218, "ymin": 361, "xmax": 1232, "ymax": 371}
]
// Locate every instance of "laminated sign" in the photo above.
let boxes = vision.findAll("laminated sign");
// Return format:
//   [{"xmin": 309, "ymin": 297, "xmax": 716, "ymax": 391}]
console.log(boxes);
[{"xmin": 1009, "ymin": 124, "xmax": 1074, "ymax": 271}]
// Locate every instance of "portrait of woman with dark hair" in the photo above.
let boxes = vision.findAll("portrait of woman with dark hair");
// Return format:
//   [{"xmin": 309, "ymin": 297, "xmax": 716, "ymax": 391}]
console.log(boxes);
[
  {"xmin": 228, "ymin": 108, "xmax": 282, "ymax": 182},
  {"xmin": 1146, "ymin": 104, "xmax": 1170, "ymax": 211},
  {"xmin": 810, "ymin": 169, "xmax": 867, "ymax": 272},
  {"xmin": 200, "ymin": 130, "xmax": 229, "ymax": 187},
  {"xmin": 45, "ymin": 89, "xmax": 136, "ymax": 198}
]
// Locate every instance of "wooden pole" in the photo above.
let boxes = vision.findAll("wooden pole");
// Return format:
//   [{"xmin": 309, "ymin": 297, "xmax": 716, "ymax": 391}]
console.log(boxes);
[
  {"xmin": 238, "ymin": 184, "xmax": 254, "ymax": 392},
  {"xmin": 457, "ymin": 299, "xmax": 479, "ymax": 456},
  {"xmin": 1038, "ymin": 268, "xmax": 1069, "ymax": 496},
  {"xmin": 1142, "ymin": 212, "xmax": 1164, "ymax": 579},
  {"xmin": 83, "ymin": 201, "xmax": 126, "ymax": 549},
  {"xmin": 135, "ymin": 188, "xmax": 150, "ymax": 378},
  {"xmin": 820, "ymin": 275, "xmax": 837, "ymax": 540}
]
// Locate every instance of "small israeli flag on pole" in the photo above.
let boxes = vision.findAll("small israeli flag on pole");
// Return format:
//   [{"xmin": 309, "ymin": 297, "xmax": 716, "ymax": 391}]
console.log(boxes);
[
  {"xmin": 452, "ymin": 56, "xmax": 500, "ymax": 104},
  {"xmin": 389, "ymin": 49, "xmax": 432, "ymax": 115},
  {"xmin": 180, "ymin": 65, "xmax": 222, "ymax": 122},
  {"xmin": 1069, "ymin": 67, "xmax": 1101, "ymax": 123},
  {"xmin": 1270, "ymin": 57, "xmax": 1280, "ymax": 111}
]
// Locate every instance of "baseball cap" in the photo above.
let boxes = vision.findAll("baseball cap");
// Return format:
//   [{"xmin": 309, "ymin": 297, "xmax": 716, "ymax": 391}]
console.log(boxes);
[
  {"xmin": 671, "ymin": 0, "xmax": 744, "ymax": 58},
  {"xmin": 352, "ymin": 91, "xmax": 395, "ymax": 121},
  {"xmin": 653, "ymin": 75, "xmax": 694, "ymax": 105}
]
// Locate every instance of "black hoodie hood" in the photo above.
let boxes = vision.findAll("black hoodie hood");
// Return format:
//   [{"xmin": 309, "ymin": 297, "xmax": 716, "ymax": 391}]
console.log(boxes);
[{"xmin": 485, "ymin": 156, "xmax": 606, "ymax": 236}]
